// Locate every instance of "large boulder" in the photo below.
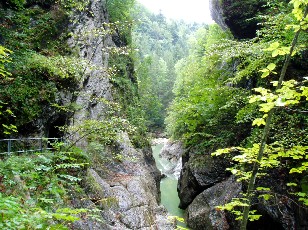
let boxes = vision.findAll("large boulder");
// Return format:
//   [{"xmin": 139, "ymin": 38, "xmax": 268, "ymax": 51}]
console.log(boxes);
[
  {"xmin": 160, "ymin": 140, "xmax": 184, "ymax": 163},
  {"xmin": 179, "ymin": 155, "xmax": 308, "ymax": 229},
  {"xmin": 209, "ymin": 0, "xmax": 268, "ymax": 39},
  {"xmin": 159, "ymin": 140, "xmax": 184, "ymax": 178},
  {"xmin": 186, "ymin": 176, "xmax": 241, "ymax": 230},
  {"xmin": 178, "ymin": 152, "xmax": 231, "ymax": 209}
]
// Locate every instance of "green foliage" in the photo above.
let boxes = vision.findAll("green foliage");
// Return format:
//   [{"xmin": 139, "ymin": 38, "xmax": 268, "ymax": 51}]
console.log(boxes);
[
  {"xmin": 0, "ymin": 5, "xmax": 69, "ymax": 52},
  {"xmin": 71, "ymin": 118, "xmax": 130, "ymax": 146},
  {"xmin": 107, "ymin": 0, "xmax": 135, "ymax": 23},
  {"xmin": 0, "ymin": 144, "xmax": 90, "ymax": 229},
  {"xmin": 0, "ymin": 49, "xmax": 85, "ymax": 132},
  {"xmin": 3, "ymin": 0, "xmax": 26, "ymax": 9},
  {"xmin": 0, "ymin": 46, "xmax": 12, "ymax": 81},
  {"xmin": 133, "ymin": 6, "xmax": 202, "ymax": 130},
  {"xmin": 0, "ymin": 1, "xmax": 91, "ymax": 136},
  {"xmin": 135, "ymin": 56, "xmax": 165, "ymax": 128},
  {"xmin": 166, "ymin": 24, "xmax": 250, "ymax": 151},
  {"xmin": 21, "ymin": 52, "xmax": 88, "ymax": 89},
  {"xmin": 211, "ymin": 1, "xmax": 308, "ymax": 228},
  {"xmin": 0, "ymin": 46, "xmax": 17, "ymax": 135},
  {"xmin": 106, "ymin": 0, "xmax": 135, "ymax": 46}
]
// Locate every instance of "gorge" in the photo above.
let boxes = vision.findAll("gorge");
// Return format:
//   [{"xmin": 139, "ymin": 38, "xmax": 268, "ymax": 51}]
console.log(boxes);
[{"xmin": 0, "ymin": 0, "xmax": 308, "ymax": 229}]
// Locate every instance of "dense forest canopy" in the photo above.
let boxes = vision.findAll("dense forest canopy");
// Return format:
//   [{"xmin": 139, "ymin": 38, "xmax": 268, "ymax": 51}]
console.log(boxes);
[{"xmin": 132, "ymin": 3, "xmax": 204, "ymax": 130}]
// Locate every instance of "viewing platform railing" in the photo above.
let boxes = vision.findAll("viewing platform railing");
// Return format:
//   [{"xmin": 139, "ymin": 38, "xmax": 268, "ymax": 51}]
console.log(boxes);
[{"xmin": 0, "ymin": 137, "xmax": 63, "ymax": 155}]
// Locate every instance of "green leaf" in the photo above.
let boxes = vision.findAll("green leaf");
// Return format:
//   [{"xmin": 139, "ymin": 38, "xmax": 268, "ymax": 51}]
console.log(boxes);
[
  {"xmin": 252, "ymin": 118, "xmax": 266, "ymax": 126},
  {"xmin": 52, "ymin": 213, "xmax": 80, "ymax": 222},
  {"xmin": 211, "ymin": 148, "xmax": 232, "ymax": 156},
  {"xmin": 301, "ymin": 86, "xmax": 308, "ymax": 99},
  {"xmin": 287, "ymin": 183, "xmax": 297, "ymax": 187},
  {"xmin": 256, "ymin": 187, "xmax": 270, "ymax": 191},
  {"xmin": 267, "ymin": 63, "xmax": 276, "ymax": 71},
  {"xmin": 265, "ymin": 41, "xmax": 280, "ymax": 51},
  {"xmin": 272, "ymin": 49, "xmax": 279, "ymax": 57},
  {"xmin": 261, "ymin": 71, "xmax": 270, "ymax": 78}
]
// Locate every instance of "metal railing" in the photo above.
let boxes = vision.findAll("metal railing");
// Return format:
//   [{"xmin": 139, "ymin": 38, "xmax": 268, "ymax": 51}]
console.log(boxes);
[{"xmin": 0, "ymin": 137, "xmax": 63, "ymax": 155}]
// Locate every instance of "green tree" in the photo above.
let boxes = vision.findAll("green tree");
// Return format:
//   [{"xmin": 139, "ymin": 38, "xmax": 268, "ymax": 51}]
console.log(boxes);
[
  {"xmin": 212, "ymin": 1, "xmax": 308, "ymax": 229},
  {"xmin": 133, "ymin": 4, "xmax": 202, "ymax": 130},
  {"xmin": 165, "ymin": 24, "xmax": 250, "ymax": 151},
  {"xmin": 166, "ymin": 0, "xmax": 308, "ymax": 227},
  {"xmin": 0, "ymin": 46, "xmax": 17, "ymax": 135}
]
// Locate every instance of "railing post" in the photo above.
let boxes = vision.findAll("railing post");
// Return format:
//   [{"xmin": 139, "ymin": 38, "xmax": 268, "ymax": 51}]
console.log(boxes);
[
  {"xmin": 8, "ymin": 139, "xmax": 11, "ymax": 155},
  {"xmin": 40, "ymin": 138, "xmax": 43, "ymax": 152}
]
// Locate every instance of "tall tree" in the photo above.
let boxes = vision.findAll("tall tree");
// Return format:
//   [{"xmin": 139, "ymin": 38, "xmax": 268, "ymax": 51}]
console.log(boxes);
[{"xmin": 132, "ymin": 3, "xmax": 202, "ymax": 130}]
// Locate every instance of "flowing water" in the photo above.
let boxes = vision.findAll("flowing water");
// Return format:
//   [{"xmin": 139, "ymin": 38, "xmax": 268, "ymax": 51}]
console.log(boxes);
[{"xmin": 152, "ymin": 142, "xmax": 187, "ymax": 228}]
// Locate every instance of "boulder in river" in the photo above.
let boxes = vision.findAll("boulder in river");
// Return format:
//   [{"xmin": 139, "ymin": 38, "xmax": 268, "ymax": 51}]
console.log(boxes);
[
  {"xmin": 178, "ymin": 152, "xmax": 231, "ymax": 209},
  {"xmin": 159, "ymin": 140, "xmax": 184, "ymax": 179},
  {"xmin": 186, "ymin": 176, "xmax": 242, "ymax": 230}
]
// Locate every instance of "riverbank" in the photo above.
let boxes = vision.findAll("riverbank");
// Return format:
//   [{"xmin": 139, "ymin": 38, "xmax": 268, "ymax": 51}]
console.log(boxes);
[{"xmin": 151, "ymin": 139, "xmax": 187, "ymax": 229}]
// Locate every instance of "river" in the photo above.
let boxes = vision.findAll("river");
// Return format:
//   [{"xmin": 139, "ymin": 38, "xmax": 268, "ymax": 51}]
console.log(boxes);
[{"xmin": 152, "ymin": 141, "xmax": 187, "ymax": 228}]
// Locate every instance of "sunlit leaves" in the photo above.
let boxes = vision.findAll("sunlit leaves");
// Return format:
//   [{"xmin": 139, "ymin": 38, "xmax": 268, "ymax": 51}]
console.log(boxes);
[
  {"xmin": 290, "ymin": 162, "xmax": 308, "ymax": 173},
  {"xmin": 249, "ymin": 87, "xmax": 277, "ymax": 117},
  {"xmin": 52, "ymin": 208, "xmax": 88, "ymax": 222},
  {"xmin": 256, "ymin": 187, "xmax": 270, "ymax": 191},
  {"xmin": 0, "ymin": 48, "xmax": 18, "ymax": 135},
  {"xmin": 291, "ymin": 191, "xmax": 308, "ymax": 206},
  {"xmin": 27, "ymin": 52, "xmax": 88, "ymax": 81},
  {"xmin": 256, "ymin": 187, "xmax": 273, "ymax": 201},
  {"xmin": 259, "ymin": 63, "xmax": 277, "ymax": 78},
  {"xmin": 211, "ymin": 147, "xmax": 233, "ymax": 156},
  {"xmin": 216, "ymin": 198, "xmax": 249, "ymax": 212},
  {"xmin": 264, "ymin": 41, "xmax": 292, "ymax": 57},
  {"xmin": 252, "ymin": 118, "xmax": 266, "ymax": 126},
  {"xmin": 249, "ymin": 78, "xmax": 307, "ymax": 127},
  {"xmin": 0, "ymin": 46, "xmax": 12, "ymax": 79},
  {"xmin": 301, "ymin": 86, "xmax": 308, "ymax": 99},
  {"xmin": 2, "ymin": 124, "xmax": 17, "ymax": 135},
  {"xmin": 216, "ymin": 198, "xmax": 261, "ymax": 221},
  {"xmin": 290, "ymin": 0, "xmax": 308, "ymax": 21}
]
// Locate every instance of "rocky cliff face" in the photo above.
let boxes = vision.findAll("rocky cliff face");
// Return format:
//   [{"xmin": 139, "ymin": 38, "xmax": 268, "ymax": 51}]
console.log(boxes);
[
  {"xmin": 178, "ymin": 151, "xmax": 308, "ymax": 229},
  {"xmin": 72, "ymin": 133, "xmax": 173, "ymax": 229},
  {"xmin": 209, "ymin": 0, "xmax": 267, "ymax": 39},
  {"xmin": 67, "ymin": 0, "xmax": 112, "ymax": 125},
  {"xmin": 64, "ymin": 0, "xmax": 173, "ymax": 228}
]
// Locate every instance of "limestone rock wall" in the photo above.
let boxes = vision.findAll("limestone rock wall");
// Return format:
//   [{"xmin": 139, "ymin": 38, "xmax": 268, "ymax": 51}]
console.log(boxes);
[
  {"xmin": 68, "ymin": 0, "xmax": 113, "ymax": 124},
  {"xmin": 65, "ymin": 0, "xmax": 173, "ymax": 228},
  {"xmin": 73, "ymin": 133, "xmax": 174, "ymax": 229}
]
